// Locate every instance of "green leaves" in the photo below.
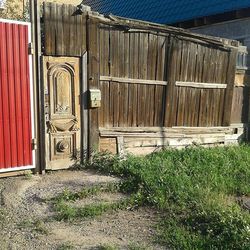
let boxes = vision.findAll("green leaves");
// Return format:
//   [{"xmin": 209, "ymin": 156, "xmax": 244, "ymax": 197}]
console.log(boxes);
[{"xmin": 87, "ymin": 146, "xmax": 250, "ymax": 249}]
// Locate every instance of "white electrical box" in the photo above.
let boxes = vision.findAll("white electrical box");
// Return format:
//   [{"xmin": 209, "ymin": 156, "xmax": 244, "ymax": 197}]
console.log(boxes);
[{"xmin": 89, "ymin": 89, "xmax": 101, "ymax": 108}]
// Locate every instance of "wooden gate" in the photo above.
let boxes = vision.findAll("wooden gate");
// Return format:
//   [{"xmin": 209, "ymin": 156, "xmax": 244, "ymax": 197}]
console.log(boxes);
[
  {"xmin": 0, "ymin": 19, "xmax": 35, "ymax": 173},
  {"xmin": 40, "ymin": 2, "xmax": 240, "ymax": 164},
  {"xmin": 43, "ymin": 57, "xmax": 81, "ymax": 170}
]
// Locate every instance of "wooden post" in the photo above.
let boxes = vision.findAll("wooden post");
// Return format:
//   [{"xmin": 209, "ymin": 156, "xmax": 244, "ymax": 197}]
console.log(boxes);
[
  {"xmin": 30, "ymin": 0, "xmax": 44, "ymax": 173},
  {"xmin": 87, "ymin": 17, "xmax": 100, "ymax": 154},
  {"xmin": 81, "ymin": 52, "xmax": 89, "ymax": 160}
]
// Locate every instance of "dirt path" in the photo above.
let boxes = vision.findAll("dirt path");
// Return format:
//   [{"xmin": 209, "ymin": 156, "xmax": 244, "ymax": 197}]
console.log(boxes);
[{"xmin": 0, "ymin": 170, "xmax": 165, "ymax": 250}]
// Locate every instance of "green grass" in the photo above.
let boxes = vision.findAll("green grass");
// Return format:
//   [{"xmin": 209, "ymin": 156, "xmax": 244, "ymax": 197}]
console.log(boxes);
[
  {"xmin": 51, "ymin": 176, "xmax": 147, "ymax": 221},
  {"xmin": 96, "ymin": 245, "xmax": 118, "ymax": 250},
  {"xmin": 56, "ymin": 242, "xmax": 75, "ymax": 250},
  {"xmin": 51, "ymin": 182, "xmax": 121, "ymax": 203},
  {"xmin": 128, "ymin": 242, "xmax": 152, "ymax": 250},
  {"xmin": 86, "ymin": 146, "xmax": 250, "ymax": 250},
  {"xmin": 51, "ymin": 183, "xmax": 138, "ymax": 221},
  {"xmin": 54, "ymin": 194, "xmax": 141, "ymax": 221}
]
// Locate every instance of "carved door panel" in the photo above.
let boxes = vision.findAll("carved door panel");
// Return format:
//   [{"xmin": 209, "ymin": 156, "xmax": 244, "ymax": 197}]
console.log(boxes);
[{"xmin": 43, "ymin": 57, "xmax": 81, "ymax": 170}]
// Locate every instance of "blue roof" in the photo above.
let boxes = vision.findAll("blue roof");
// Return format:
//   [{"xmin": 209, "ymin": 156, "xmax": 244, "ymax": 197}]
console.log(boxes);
[{"xmin": 83, "ymin": 0, "xmax": 250, "ymax": 24}]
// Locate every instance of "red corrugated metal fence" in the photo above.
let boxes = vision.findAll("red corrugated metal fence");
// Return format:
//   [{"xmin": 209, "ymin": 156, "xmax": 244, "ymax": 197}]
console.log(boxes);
[{"xmin": 0, "ymin": 20, "xmax": 33, "ymax": 172}]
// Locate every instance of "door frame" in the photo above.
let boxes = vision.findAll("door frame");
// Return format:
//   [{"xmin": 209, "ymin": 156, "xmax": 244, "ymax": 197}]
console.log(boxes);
[{"xmin": 81, "ymin": 52, "xmax": 89, "ymax": 161}]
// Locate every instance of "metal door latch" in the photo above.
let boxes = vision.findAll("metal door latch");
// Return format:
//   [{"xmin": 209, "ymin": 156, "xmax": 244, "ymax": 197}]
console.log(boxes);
[
  {"xmin": 28, "ymin": 42, "xmax": 34, "ymax": 55},
  {"xmin": 32, "ymin": 138, "xmax": 37, "ymax": 150}
]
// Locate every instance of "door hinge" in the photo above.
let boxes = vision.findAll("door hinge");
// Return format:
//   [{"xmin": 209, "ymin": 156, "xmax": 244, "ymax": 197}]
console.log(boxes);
[
  {"xmin": 28, "ymin": 42, "xmax": 34, "ymax": 55},
  {"xmin": 32, "ymin": 138, "xmax": 37, "ymax": 150}
]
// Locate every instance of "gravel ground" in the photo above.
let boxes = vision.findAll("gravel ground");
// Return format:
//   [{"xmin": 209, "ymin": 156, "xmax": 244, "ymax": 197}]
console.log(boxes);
[{"xmin": 0, "ymin": 170, "xmax": 165, "ymax": 250}]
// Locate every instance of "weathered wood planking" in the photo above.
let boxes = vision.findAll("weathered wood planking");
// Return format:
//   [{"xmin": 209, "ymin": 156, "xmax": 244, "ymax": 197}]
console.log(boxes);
[
  {"xmin": 98, "ymin": 26, "xmax": 171, "ymax": 127},
  {"xmin": 97, "ymin": 25, "xmax": 238, "ymax": 128},
  {"xmin": 99, "ymin": 126, "xmax": 244, "ymax": 155},
  {"xmin": 165, "ymin": 37, "xmax": 237, "ymax": 127},
  {"xmin": 231, "ymin": 86, "xmax": 249, "ymax": 124},
  {"xmin": 99, "ymin": 126, "xmax": 235, "ymax": 135},
  {"xmin": 42, "ymin": 2, "xmax": 241, "ymax": 154},
  {"xmin": 99, "ymin": 137, "xmax": 117, "ymax": 154},
  {"xmin": 43, "ymin": 2, "xmax": 87, "ymax": 56}
]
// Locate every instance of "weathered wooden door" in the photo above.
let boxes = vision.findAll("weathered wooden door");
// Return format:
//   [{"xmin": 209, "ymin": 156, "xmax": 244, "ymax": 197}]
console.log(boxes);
[{"xmin": 43, "ymin": 57, "xmax": 81, "ymax": 170}]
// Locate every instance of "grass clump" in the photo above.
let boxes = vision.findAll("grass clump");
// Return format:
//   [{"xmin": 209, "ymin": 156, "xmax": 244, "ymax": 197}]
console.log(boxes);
[
  {"xmin": 52, "ymin": 182, "xmax": 120, "ymax": 203},
  {"xmin": 52, "ymin": 182, "xmax": 135, "ymax": 221},
  {"xmin": 96, "ymin": 244, "xmax": 118, "ymax": 250},
  {"xmin": 54, "ymin": 194, "xmax": 141, "ymax": 221},
  {"xmin": 128, "ymin": 242, "xmax": 152, "ymax": 250},
  {"xmin": 88, "ymin": 146, "xmax": 250, "ymax": 249},
  {"xmin": 57, "ymin": 242, "xmax": 74, "ymax": 250},
  {"xmin": 24, "ymin": 170, "xmax": 33, "ymax": 179}
]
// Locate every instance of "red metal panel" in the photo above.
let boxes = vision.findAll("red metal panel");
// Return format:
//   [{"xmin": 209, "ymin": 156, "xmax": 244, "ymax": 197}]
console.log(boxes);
[
  {"xmin": 0, "ymin": 21, "xmax": 33, "ymax": 170},
  {"xmin": 13, "ymin": 23, "xmax": 24, "ymax": 167},
  {"xmin": 6, "ymin": 23, "xmax": 18, "ymax": 167},
  {"xmin": 25, "ymin": 26, "xmax": 32, "ymax": 165},
  {"xmin": 20, "ymin": 25, "xmax": 31, "ymax": 166},
  {"xmin": 0, "ymin": 24, "xmax": 5, "ymax": 169},
  {"xmin": 0, "ymin": 22, "xmax": 12, "ymax": 168}
]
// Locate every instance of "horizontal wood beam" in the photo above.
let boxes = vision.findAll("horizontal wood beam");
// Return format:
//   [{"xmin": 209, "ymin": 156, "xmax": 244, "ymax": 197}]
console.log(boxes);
[
  {"xmin": 94, "ymin": 13, "xmax": 237, "ymax": 48},
  {"xmin": 99, "ymin": 126, "xmax": 235, "ymax": 137},
  {"xmin": 100, "ymin": 76, "xmax": 168, "ymax": 85},
  {"xmin": 100, "ymin": 132, "xmax": 232, "ymax": 138},
  {"xmin": 175, "ymin": 81, "xmax": 227, "ymax": 89},
  {"xmin": 100, "ymin": 126, "xmax": 234, "ymax": 132},
  {"xmin": 124, "ymin": 136, "xmax": 227, "ymax": 148}
]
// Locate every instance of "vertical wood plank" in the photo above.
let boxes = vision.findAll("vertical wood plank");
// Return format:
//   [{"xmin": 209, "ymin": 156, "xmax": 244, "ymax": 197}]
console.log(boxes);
[
  {"xmin": 147, "ymin": 34, "xmax": 158, "ymax": 126},
  {"xmin": 166, "ymin": 37, "xmax": 179, "ymax": 127},
  {"xmin": 98, "ymin": 27, "xmax": 110, "ymax": 128},
  {"xmin": 43, "ymin": 2, "xmax": 52, "ymax": 55},
  {"xmin": 110, "ymin": 29, "xmax": 120, "ymax": 127},
  {"xmin": 155, "ymin": 36, "xmax": 167, "ymax": 126},
  {"xmin": 62, "ymin": 4, "xmax": 70, "ymax": 55},
  {"xmin": 138, "ymin": 33, "xmax": 148, "ymax": 126},
  {"xmin": 164, "ymin": 36, "xmax": 176, "ymax": 127},
  {"xmin": 88, "ymin": 18, "xmax": 100, "ymax": 152},
  {"xmin": 131, "ymin": 33, "xmax": 139, "ymax": 126},
  {"xmin": 123, "ymin": 31, "xmax": 129, "ymax": 126},
  {"xmin": 98, "ymin": 28, "xmax": 105, "ymax": 127},
  {"xmin": 50, "ymin": 3, "xmax": 56, "ymax": 55},
  {"xmin": 118, "ymin": 31, "xmax": 125, "ymax": 127},
  {"xmin": 55, "ymin": 4, "xmax": 63, "ymax": 55},
  {"xmin": 223, "ymin": 49, "xmax": 237, "ymax": 126}
]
